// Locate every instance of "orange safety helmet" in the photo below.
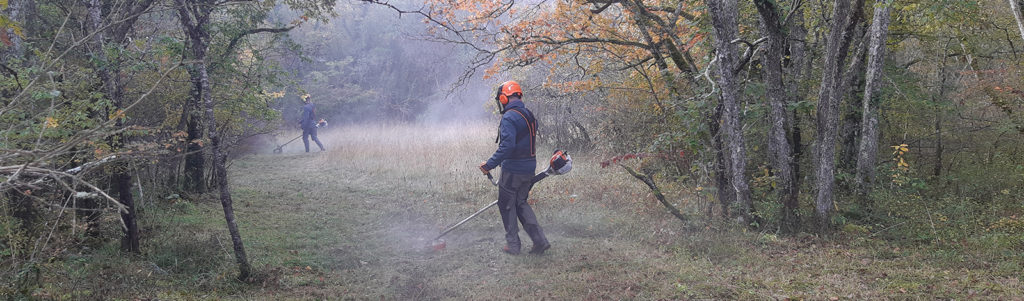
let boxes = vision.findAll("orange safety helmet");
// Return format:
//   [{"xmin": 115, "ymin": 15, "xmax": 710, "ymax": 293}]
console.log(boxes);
[{"xmin": 494, "ymin": 80, "xmax": 523, "ymax": 107}]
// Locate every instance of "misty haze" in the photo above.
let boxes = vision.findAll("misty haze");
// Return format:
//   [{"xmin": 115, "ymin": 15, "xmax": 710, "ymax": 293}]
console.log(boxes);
[{"xmin": 2, "ymin": 0, "xmax": 1023, "ymax": 299}]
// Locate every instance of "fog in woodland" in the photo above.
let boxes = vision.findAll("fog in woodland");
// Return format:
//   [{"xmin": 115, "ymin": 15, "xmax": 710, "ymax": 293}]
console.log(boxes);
[
  {"xmin": 5, "ymin": 0, "xmax": 1024, "ymax": 298},
  {"xmin": 273, "ymin": 2, "xmax": 496, "ymax": 127}
]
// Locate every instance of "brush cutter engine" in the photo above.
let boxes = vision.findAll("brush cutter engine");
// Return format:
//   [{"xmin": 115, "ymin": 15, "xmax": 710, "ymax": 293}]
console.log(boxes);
[
  {"xmin": 546, "ymin": 150, "xmax": 572, "ymax": 175},
  {"xmin": 530, "ymin": 150, "xmax": 572, "ymax": 184}
]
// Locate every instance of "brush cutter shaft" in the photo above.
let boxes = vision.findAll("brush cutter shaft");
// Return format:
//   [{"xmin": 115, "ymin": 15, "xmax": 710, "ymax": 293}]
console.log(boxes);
[
  {"xmin": 432, "ymin": 151, "xmax": 572, "ymax": 242},
  {"xmin": 432, "ymin": 170, "xmax": 550, "ymax": 241},
  {"xmin": 531, "ymin": 171, "xmax": 549, "ymax": 184},
  {"xmin": 282, "ymin": 134, "xmax": 302, "ymax": 145},
  {"xmin": 434, "ymin": 200, "xmax": 497, "ymax": 241}
]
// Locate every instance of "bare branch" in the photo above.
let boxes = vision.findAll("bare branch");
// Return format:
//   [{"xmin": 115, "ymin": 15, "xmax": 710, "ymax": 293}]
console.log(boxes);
[{"xmin": 620, "ymin": 164, "xmax": 688, "ymax": 222}]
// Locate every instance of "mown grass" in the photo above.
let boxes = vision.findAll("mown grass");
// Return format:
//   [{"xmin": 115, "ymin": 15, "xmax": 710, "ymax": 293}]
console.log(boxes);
[{"xmin": 17, "ymin": 122, "xmax": 1024, "ymax": 299}]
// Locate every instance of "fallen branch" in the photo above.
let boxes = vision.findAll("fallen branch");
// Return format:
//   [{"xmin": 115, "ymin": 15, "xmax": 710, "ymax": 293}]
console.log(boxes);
[{"xmin": 620, "ymin": 164, "xmax": 687, "ymax": 222}]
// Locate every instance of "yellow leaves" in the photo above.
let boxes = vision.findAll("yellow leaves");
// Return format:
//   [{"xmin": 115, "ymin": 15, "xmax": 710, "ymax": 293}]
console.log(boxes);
[
  {"xmin": 261, "ymin": 90, "xmax": 286, "ymax": 99},
  {"xmin": 891, "ymin": 144, "xmax": 910, "ymax": 184},
  {"xmin": 898, "ymin": 157, "xmax": 909, "ymax": 168},
  {"xmin": 891, "ymin": 143, "xmax": 909, "ymax": 155},
  {"xmin": 427, "ymin": 0, "xmax": 708, "ymax": 100},
  {"xmin": 892, "ymin": 144, "xmax": 909, "ymax": 167},
  {"xmin": 0, "ymin": 13, "xmax": 23, "ymax": 47},
  {"xmin": 109, "ymin": 109, "xmax": 126, "ymax": 121},
  {"xmin": 44, "ymin": 117, "xmax": 59, "ymax": 129},
  {"xmin": 988, "ymin": 215, "xmax": 1024, "ymax": 232}
]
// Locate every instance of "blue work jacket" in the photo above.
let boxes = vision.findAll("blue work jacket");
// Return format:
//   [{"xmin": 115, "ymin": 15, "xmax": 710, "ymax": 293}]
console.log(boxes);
[
  {"xmin": 484, "ymin": 100, "xmax": 537, "ymax": 175},
  {"xmin": 300, "ymin": 103, "xmax": 317, "ymax": 130}
]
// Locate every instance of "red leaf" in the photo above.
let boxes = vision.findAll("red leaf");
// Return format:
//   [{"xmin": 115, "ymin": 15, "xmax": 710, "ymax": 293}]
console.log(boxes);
[{"xmin": 0, "ymin": 30, "xmax": 11, "ymax": 47}]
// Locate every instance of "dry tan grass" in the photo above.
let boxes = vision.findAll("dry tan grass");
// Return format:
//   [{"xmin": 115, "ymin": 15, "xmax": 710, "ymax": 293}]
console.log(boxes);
[
  {"xmin": 28, "ymin": 123, "xmax": 1023, "ymax": 299},
  {"xmin": 227, "ymin": 122, "xmax": 700, "ymax": 299},
  {"xmin": 224, "ymin": 123, "xmax": 1021, "ymax": 299}
]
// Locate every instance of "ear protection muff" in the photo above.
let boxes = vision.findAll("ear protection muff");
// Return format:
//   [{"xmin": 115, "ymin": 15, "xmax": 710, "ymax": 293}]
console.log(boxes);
[{"xmin": 494, "ymin": 81, "xmax": 523, "ymax": 111}]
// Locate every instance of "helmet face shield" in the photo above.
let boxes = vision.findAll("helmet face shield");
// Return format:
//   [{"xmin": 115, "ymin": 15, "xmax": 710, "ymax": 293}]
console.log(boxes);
[{"xmin": 495, "ymin": 86, "xmax": 506, "ymax": 111}]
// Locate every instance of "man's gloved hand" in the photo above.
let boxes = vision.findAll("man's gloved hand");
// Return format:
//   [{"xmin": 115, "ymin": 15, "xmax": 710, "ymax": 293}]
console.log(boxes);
[{"xmin": 479, "ymin": 162, "xmax": 490, "ymax": 175}]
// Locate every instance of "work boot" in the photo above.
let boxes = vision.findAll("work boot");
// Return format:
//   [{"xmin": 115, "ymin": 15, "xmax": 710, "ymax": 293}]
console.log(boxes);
[
  {"xmin": 502, "ymin": 245, "xmax": 520, "ymax": 255},
  {"xmin": 529, "ymin": 243, "xmax": 550, "ymax": 255}
]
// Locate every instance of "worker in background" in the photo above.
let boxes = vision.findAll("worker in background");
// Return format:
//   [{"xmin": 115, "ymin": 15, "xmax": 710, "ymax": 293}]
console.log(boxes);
[
  {"xmin": 479, "ymin": 80, "xmax": 550, "ymax": 255},
  {"xmin": 299, "ymin": 96, "xmax": 326, "ymax": 152}
]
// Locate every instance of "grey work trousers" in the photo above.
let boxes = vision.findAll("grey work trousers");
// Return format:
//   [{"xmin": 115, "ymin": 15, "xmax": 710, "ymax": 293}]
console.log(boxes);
[
  {"xmin": 497, "ymin": 169, "xmax": 548, "ymax": 251},
  {"xmin": 302, "ymin": 127, "xmax": 324, "ymax": 152}
]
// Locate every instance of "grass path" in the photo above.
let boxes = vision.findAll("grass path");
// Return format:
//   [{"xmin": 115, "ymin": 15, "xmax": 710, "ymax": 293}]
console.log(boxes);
[
  {"xmin": 225, "ymin": 124, "xmax": 697, "ymax": 299},
  {"xmin": 61, "ymin": 123, "xmax": 1018, "ymax": 300}
]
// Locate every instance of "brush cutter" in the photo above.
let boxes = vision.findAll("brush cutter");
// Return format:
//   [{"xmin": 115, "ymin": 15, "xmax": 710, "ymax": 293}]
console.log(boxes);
[
  {"xmin": 272, "ymin": 119, "xmax": 328, "ymax": 154},
  {"xmin": 272, "ymin": 135, "xmax": 302, "ymax": 154},
  {"xmin": 428, "ymin": 150, "xmax": 572, "ymax": 251}
]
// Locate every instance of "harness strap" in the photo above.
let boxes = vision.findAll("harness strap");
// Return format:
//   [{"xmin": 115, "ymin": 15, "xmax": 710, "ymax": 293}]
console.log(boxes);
[{"xmin": 506, "ymin": 108, "xmax": 536, "ymax": 157}]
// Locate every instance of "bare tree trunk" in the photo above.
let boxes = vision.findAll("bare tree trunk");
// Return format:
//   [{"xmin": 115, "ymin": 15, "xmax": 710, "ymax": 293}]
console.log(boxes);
[
  {"xmin": 753, "ymin": 0, "xmax": 797, "ymax": 233},
  {"xmin": 787, "ymin": 3, "xmax": 810, "ymax": 229},
  {"xmin": 933, "ymin": 40, "xmax": 951, "ymax": 178},
  {"xmin": 85, "ymin": 0, "xmax": 149, "ymax": 253},
  {"xmin": 184, "ymin": 76, "xmax": 206, "ymax": 192},
  {"xmin": 707, "ymin": 0, "xmax": 754, "ymax": 225},
  {"xmin": 839, "ymin": 30, "xmax": 868, "ymax": 176},
  {"xmin": 203, "ymin": 52, "xmax": 251, "ymax": 281},
  {"xmin": 4, "ymin": 0, "xmax": 27, "ymax": 60},
  {"xmin": 114, "ymin": 173, "xmax": 139, "ymax": 252},
  {"xmin": 709, "ymin": 102, "xmax": 733, "ymax": 218},
  {"xmin": 176, "ymin": 0, "xmax": 207, "ymax": 194},
  {"xmin": 1009, "ymin": 0, "xmax": 1024, "ymax": 42},
  {"xmin": 856, "ymin": 0, "xmax": 893, "ymax": 197},
  {"xmin": 814, "ymin": 0, "xmax": 864, "ymax": 232},
  {"xmin": 176, "ymin": 0, "xmax": 251, "ymax": 280}
]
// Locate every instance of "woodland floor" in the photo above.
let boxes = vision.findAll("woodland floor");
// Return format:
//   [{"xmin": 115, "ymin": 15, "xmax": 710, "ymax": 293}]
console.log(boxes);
[{"xmin": 29, "ymin": 123, "xmax": 1024, "ymax": 300}]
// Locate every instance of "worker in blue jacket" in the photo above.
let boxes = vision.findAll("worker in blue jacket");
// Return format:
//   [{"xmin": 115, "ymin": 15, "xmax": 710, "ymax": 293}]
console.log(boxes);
[
  {"xmin": 479, "ymin": 80, "xmax": 550, "ymax": 255},
  {"xmin": 299, "ymin": 97, "xmax": 325, "ymax": 152}
]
